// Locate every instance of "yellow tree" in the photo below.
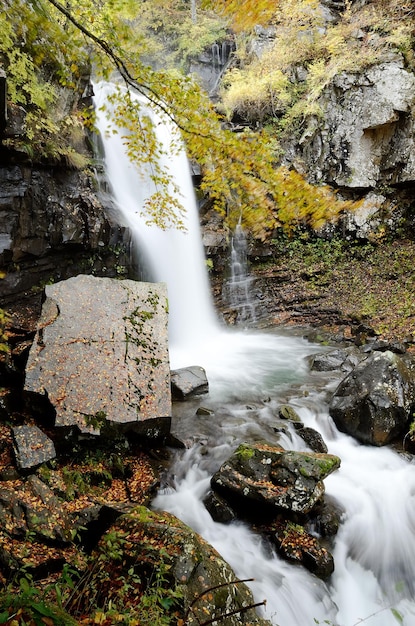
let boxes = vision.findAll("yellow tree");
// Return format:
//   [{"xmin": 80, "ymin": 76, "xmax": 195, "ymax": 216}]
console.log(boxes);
[{"xmin": 1, "ymin": 0, "xmax": 359, "ymax": 236}]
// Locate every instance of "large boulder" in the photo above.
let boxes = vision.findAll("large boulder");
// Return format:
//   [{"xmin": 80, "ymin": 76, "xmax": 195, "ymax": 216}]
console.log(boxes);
[
  {"xmin": 329, "ymin": 350, "xmax": 415, "ymax": 445},
  {"xmin": 211, "ymin": 441, "xmax": 340, "ymax": 515},
  {"xmin": 76, "ymin": 506, "xmax": 270, "ymax": 626},
  {"xmin": 24, "ymin": 275, "xmax": 171, "ymax": 438}
]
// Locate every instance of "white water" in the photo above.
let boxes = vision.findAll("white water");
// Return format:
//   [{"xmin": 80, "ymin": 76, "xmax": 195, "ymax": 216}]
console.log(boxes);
[
  {"xmin": 94, "ymin": 82, "xmax": 415, "ymax": 626},
  {"xmin": 222, "ymin": 221, "xmax": 257, "ymax": 323}
]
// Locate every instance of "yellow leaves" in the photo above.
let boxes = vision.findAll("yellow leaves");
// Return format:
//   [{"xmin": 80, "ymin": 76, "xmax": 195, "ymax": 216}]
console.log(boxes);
[
  {"xmin": 3, "ymin": 0, "xmax": 364, "ymax": 234},
  {"xmin": 271, "ymin": 166, "xmax": 361, "ymax": 233},
  {"xmin": 203, "ymin": 0, "xmax": 277, "ymax": 32},
  {"xmin": 93, "ymin": 610, "xmax": 107, "ymax": 624},
  {"xmin": 222, "ymin": 61, "xmax": 293, "ymax": 123},
  {"xmin": 222, "ymin": 0, "xmax": 414, "ymax": 135}
]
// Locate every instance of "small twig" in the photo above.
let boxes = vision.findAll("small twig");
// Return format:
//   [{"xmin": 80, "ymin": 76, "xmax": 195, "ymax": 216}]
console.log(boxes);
[
  {"xmin": 184, "ymin": 578, "xmax": 266, "ymax": 625},
  {"xmin": 196, "ymin": 601, "xmax": 267, "ymax": 626}
]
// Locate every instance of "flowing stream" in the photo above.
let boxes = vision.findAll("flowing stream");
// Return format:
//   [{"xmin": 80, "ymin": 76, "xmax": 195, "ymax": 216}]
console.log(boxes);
[{"xmin": 94, "ymin": 82, "xmax": 415, "ymax": 626}]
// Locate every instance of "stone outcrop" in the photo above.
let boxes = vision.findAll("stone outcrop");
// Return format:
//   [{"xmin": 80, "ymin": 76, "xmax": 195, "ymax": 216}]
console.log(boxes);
[
  {"xmin": 329, "ymin": 350, "xmax": 415, "ymax": 445},
  {"xmin": 298, "ymin": 60, "xmax": 415, "ymax": 190},
  {"xmin": 24, "ymin": 275, "xmax": 171, "ymax": 437},
  {"xmin": 0, "ymin": 164, "xmax": 128, "ymax": 303}
]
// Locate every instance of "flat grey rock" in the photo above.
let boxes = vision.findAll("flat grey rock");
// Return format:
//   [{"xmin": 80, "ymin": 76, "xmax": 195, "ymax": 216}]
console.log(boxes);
[
  {"xmin": 12, "ymin": 425, "xmax": 56, "ymax": 469},
  {"xmin": 24, "ymin": 275, "xmax": 171, "ymax": 435}
]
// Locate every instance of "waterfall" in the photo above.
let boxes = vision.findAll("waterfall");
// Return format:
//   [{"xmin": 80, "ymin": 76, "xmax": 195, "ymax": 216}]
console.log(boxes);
[
  {"xmin": 211, "ymin": 42, "xmax": 221, "ymax": 67},
  {"xmin": 222, "ymin": 220, "xmax": 257, "ymax": 324},
  {"xmin": 93, "ymin": 81, "xmax": 218, "ymax": 363},
  {"xmin": 94, "ymin": 82, "xmax": 415, "ymax": 626}
]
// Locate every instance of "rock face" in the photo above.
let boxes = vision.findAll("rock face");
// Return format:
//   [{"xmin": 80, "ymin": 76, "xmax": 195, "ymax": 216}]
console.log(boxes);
[
  {"xmin": 302, "ymin": 60, "xmax": 415, "ymax": 189},
  {"xmin": 211, "ymin": 441, "xmax": 340, "ymax": 515},
  {"xmin": 0, "ymin": 164, "xmax": 128, "ymax": 303},
  {"xmin": 329, "ymin": 350, "xmax": 415, "ymax": 445},
  {"xmin": 24, "ymin": 275, "xmax": 171, "ymax": 437},
  {"xmin": 288, "ymin": 57, "xmax": 415, "ymax": 240}
]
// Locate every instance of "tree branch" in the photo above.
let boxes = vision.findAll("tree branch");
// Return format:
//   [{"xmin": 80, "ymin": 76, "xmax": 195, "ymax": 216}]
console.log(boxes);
[{"xmin": 44, "ymin": 0, "xmax": 214, "ymax": 140}]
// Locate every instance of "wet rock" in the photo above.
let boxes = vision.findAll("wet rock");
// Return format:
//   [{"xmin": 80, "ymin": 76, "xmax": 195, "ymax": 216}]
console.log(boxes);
[
  {"xmin": 269, "ymin": 520, "xmax": 334, "ymax": 580},
  {"xmin": 204, "ymin": 490, "xmax": 238, "ymax": 524},
  {"xmin": 278, "ymin": 404, "xmax": 302, "ymax": 422},
  {"xmin": 12, "ymin": 424, "xmax": 56, "ymax": 470},
  {"xmin": 211, "ymin": 441, "xmax": 340, "ymax": 516},
  {"xmin": 171, "ymin": 365, "xmax": 209, "ymax": 400},
  {"xmin": 403, "ymin": 428, "xmax": 415, "ymax": 455},
  {"xmin": 0, "ymin": 165, "xmax": 127, "ymax": 302},
  {"xmin": 307, "ymin": 495, "xmax": 343, "ymax": 538},
  {"xmin": 309, "ymin": 347, "xmax": 363, "ymax": 373},
  {"xmin": 297, "ymin": 427, "xmax": 328, "ymax": 453},
  {"xmin": 24, "ymin": 275, "xmax": 171, "ymax": 438},
  {"xmin": 196, "ymin": 406, "xmax": 215, "ymax": 416},
  {"xmin": 82, "ymin": 506, "xmax": 270, "ymax": 626},
  {"xmin": 329, "ymin": 350, "xmax": 415, "ymax": 445}
]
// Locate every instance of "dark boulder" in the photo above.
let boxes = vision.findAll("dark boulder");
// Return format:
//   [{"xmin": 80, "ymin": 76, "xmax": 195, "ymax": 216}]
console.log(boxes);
[
  {"xmin": 211, "ymin": 441, "xmax": 341, "ymax": 516},
  {"xmin": 78, "ymin": 506, "xmax": 271, "ymax": 626},
  {"xmin": 329, "ymin": 350, "xmax": 415, "ymax": 445},
  {"xmin": 171, "ymin": 365, "xmax": 209, "ymax": 400},
  {"xmin": 204, "ymin": 490, "xmax": 238, "ymax": 524},
  {"xmin": 269, "ymin": 519, "xmax": 334, "ymax": 580},
  {"xmin": 297, "ymin": 427, "xmax": 328, "ymax": 453},
  {"xmin": 306, "ymin": 495, "xmax": 344, "ymax": 537}
]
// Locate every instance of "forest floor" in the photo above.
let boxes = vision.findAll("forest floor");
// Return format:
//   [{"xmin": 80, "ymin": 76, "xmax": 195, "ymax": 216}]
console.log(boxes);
[{"xmin": 213, "ymin": 236, "xmax": 415, "ymax": 347}]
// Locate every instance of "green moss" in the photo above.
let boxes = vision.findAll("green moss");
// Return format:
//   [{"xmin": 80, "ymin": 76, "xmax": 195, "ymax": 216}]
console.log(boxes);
[{"xmin": 234, "ymin": 443, "xmax": 255, "ymax": 461}]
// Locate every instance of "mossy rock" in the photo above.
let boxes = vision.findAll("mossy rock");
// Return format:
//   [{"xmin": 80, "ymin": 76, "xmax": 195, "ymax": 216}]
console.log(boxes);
[
  {"xmin": 211, "ymin": 441, "xmax": 341, "ymax": 516},
  {"xmin": 79, "ymin": 506, "xmax": 270, "ymax": 626}
]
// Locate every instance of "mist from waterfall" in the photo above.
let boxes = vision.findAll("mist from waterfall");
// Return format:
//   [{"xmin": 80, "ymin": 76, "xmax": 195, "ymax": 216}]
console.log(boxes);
[{"xmin": 94, "ymin": 81, "xmax": 415, "ymax": 626}]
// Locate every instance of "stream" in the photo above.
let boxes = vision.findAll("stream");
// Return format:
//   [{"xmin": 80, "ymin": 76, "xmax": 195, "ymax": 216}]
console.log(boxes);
[{"xmin": 94, "ymin": 82, "xmax": 415, "ymax": 626}]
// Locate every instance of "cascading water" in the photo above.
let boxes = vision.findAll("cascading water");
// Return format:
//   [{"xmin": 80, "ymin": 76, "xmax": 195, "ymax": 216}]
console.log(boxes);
[
  {"xmin": 222, "ymin": 220, "xmax": 257, "ymax": 324},
  {"xmin": 94, "ymin": 82, "xmax": 415, "ymax": 626}
]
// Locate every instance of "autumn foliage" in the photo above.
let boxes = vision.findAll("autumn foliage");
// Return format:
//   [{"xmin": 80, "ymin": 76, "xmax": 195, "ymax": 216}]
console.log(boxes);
[{"xmin": 0, "ymin": 0, "xmax": 366, "ymax": 237}]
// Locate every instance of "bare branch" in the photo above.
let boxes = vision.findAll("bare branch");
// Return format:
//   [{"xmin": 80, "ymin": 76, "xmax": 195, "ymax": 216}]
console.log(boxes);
[{"xmin": 184, "ymin": 578, "xmax": 266, "ymax": 626}]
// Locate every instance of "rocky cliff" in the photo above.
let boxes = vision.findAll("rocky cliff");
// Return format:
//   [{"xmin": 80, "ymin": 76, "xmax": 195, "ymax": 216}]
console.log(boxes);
[{"xmin": 0, "ymin": 75, "xmax": 129, "ymax": 314}]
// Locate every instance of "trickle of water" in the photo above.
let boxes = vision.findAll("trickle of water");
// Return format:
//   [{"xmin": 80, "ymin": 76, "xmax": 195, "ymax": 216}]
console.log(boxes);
[
  {"xmin": 222, "ymin": 221, "xmax": 257, "ymax": 324},
  {"xmin": 94, "ymin": 82, "xmax": 415, "ymax": 626}
]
